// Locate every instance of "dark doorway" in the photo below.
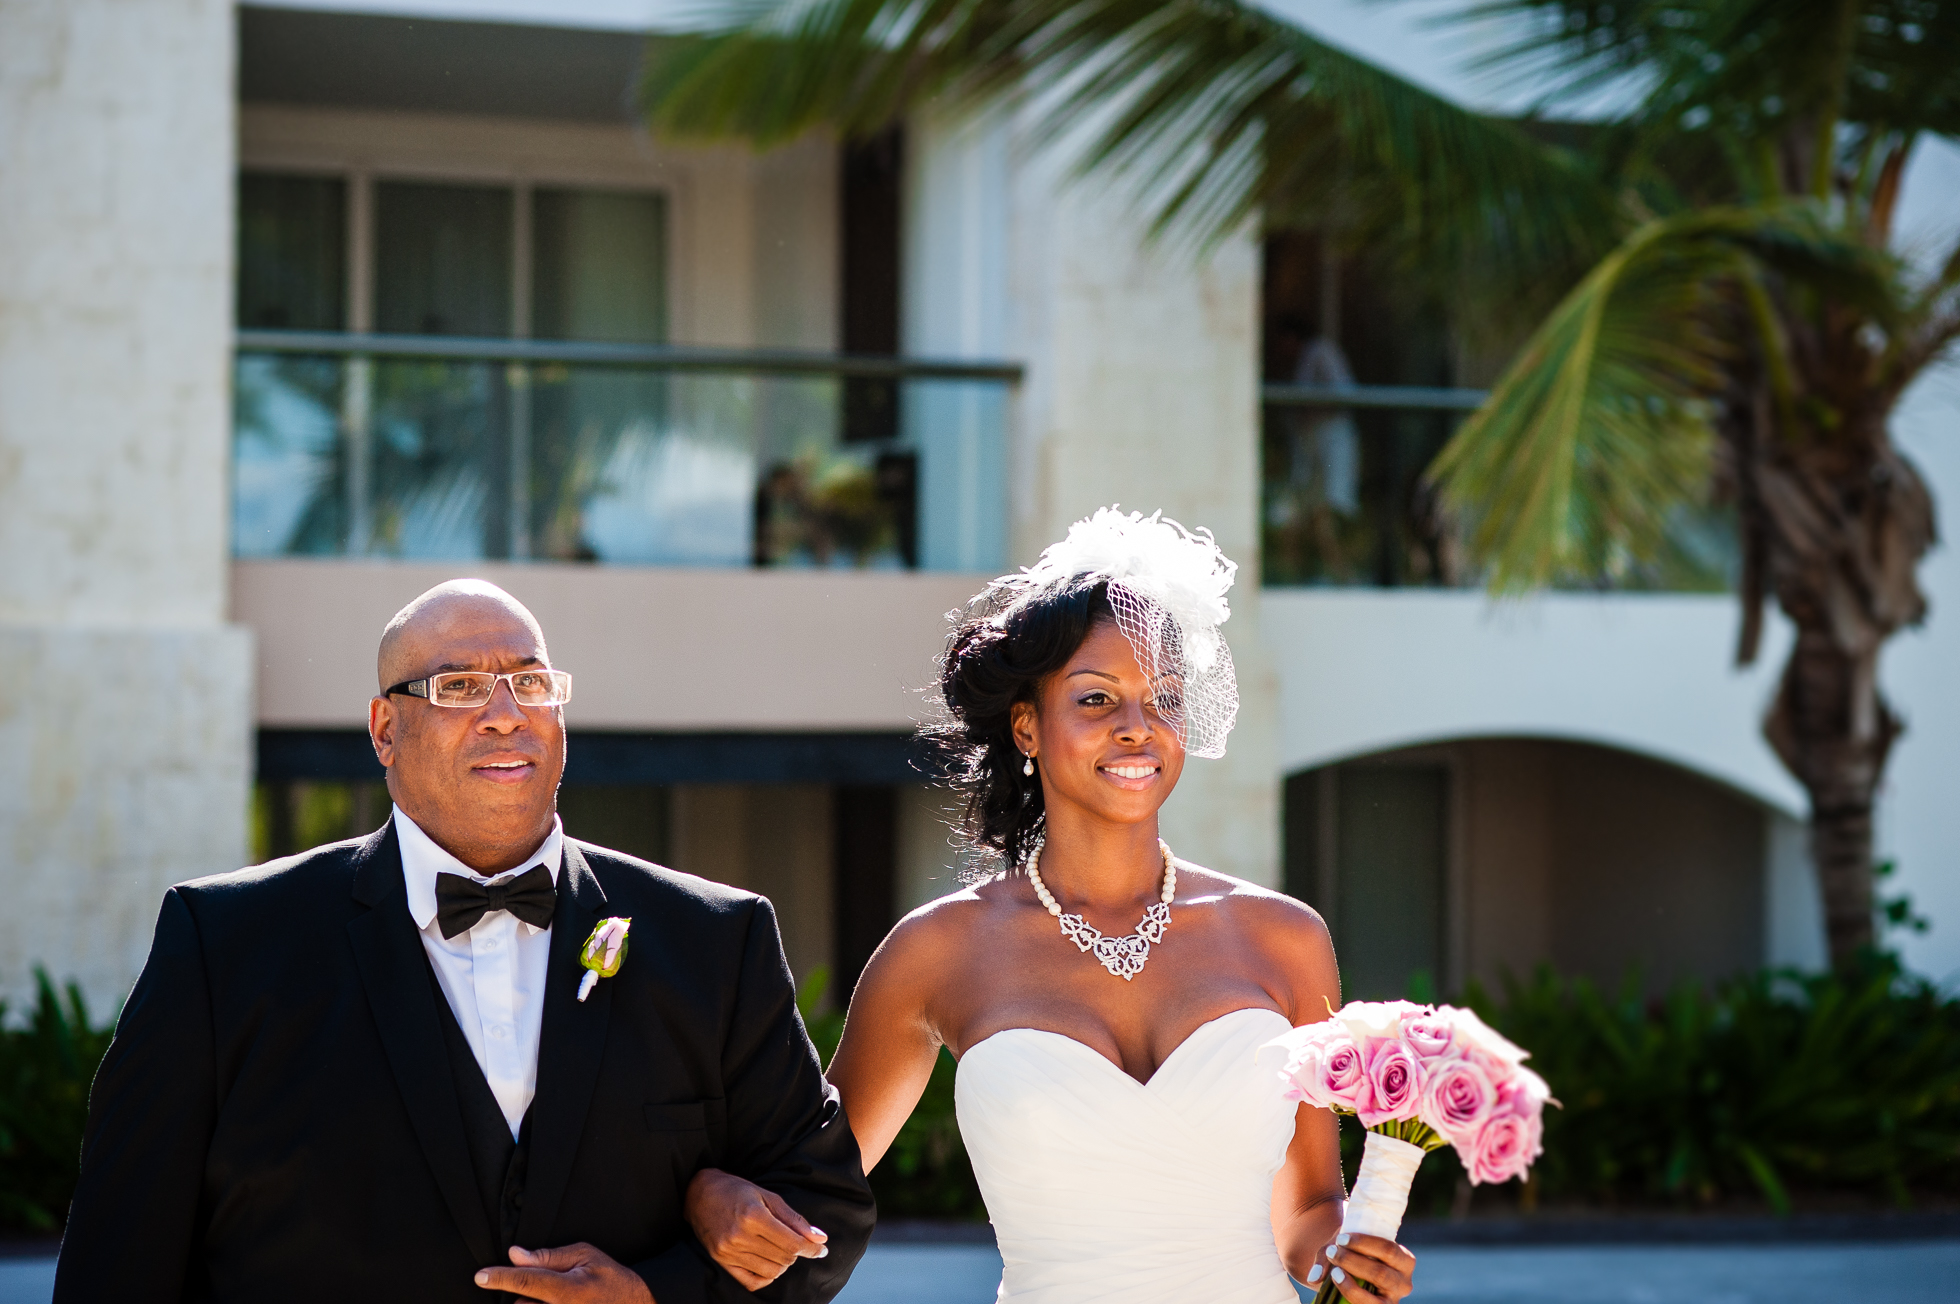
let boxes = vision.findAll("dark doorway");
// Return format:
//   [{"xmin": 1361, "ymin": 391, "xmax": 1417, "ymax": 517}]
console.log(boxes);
[
  {"xmin": 1284, "ymin": 760, "xmax": 1450, "ymax": 999},
  {"xmin": 833, "ymin": 785, "xmax": 899, "ymax": 1007}
]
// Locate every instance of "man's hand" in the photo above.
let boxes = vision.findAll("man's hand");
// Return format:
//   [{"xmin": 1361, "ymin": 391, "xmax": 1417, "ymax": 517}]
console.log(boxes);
[
  {"xmin": 474, "ymin": 1243, "xmax": 654, "ymax": 1303},
  {"xmin": 685, "ymin": 1167, "xmax": 830, "ymax": 1291}
]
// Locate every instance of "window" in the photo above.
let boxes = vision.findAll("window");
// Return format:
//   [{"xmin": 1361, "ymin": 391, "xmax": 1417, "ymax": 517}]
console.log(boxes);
[
  {"xmin": 233, "ymin": 167, "xmax": 999, "ymax": 572},
  {"xmin": 238, "ymin": 173, "xmax": 347, "ymax": 331}
]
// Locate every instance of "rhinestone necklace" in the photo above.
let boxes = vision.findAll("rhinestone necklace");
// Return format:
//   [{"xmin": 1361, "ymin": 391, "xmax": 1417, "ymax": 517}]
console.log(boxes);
[{"xmin": 1025, "ymin": 839, "xmax": 1176, "ymax": 981}]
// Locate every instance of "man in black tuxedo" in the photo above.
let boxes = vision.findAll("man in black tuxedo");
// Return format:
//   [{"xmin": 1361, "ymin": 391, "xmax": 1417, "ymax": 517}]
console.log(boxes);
[{"xmin": 55, "ymin": 580, "xmax": 873, "ymax": 1303}]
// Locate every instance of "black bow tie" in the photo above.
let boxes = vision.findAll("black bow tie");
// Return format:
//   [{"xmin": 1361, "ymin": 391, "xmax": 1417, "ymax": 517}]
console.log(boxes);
[{"xmin": 434, "ymin": 863, "xmax": 557, "ymax": 939}]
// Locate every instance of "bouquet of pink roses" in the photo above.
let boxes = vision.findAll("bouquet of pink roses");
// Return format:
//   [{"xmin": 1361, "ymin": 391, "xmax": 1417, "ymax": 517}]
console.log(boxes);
[{"xmin": 1264, "ymin": 1001, "xmax": 1551, "ymax": 1302}]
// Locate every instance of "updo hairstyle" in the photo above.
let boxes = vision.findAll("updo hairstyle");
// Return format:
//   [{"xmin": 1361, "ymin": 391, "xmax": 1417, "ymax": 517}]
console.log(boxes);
[{"xmin": 929, "ymin": 574, "xmax": 1116, "ymax": 875}]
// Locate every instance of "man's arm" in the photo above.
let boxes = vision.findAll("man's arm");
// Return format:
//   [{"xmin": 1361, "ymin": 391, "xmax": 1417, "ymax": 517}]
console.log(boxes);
[
  {"xmin": 54, "ymin": 890, "xmax": 218, "ymax": 1303},
  {"xmin": 633, "ymin": 898, "xmax": 874, "ymax": 1304}
]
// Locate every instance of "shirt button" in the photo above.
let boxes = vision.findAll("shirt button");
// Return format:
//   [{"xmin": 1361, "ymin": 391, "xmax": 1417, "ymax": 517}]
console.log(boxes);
[{"xmin": 489, "ymin": 1025, "xmax": 508, "ymax": 1040}]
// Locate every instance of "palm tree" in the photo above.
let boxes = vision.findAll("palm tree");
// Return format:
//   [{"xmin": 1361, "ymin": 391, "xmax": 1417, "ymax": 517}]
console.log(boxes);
[{"xmin": 644, "ymin": 0, "xmax": 1960, "ymax": 969}]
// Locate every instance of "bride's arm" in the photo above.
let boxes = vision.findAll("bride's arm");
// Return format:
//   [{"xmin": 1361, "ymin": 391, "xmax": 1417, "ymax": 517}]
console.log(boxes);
[
  {"xmin": 1273, "ymin": 1103, "xmax": 1346, "ymax": 1282},
  {"xmin": 823, "ymin": 911, "xmax": 948, "ymax": 1171},
  {"xmin": 1264, "ymin": 901, "xmax": 1348, "ymax": 1285},
  {"xmin": 1256, "ymin": 893, "xmax": 1417, "ymax": 1302},
  {"xmin": 685, "ymin": 910, "xmax": 951, "ymax": 1289}
]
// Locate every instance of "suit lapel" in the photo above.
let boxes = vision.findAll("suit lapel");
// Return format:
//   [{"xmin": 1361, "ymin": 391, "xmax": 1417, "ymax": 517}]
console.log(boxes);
[
  {"xmin": 347, "ymin": 823, "xmax": 500, "ymax": 1266},
  {"xmin": 514, "ymin": 840, "xmax": 612, "ymax": 1247}
]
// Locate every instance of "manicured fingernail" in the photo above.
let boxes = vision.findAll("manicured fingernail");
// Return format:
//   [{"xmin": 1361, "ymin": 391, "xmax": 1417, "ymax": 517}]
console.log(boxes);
[
  {"xmin": 1332, "ymin": 1267, "xmax": 1347, "ymax": 1284},
  {"xmin": 1305, "ymin": 1265, "xmax": 1323, "ymax": 1284},
  {"xmin": 475, "ymin": 1271, "xmax": 490, "ymax": 1285},
  {"xmin": 1336, "ymin": 1233, "xmax": 1350, "ymax": 1246},
  {"xmin": 817, "ymin": 1246, "xmax": 829, "ymax": 1258},
  {"xmin": 1325, "ymin": 1245, "xmax": 1339, "ymax": 1259}
]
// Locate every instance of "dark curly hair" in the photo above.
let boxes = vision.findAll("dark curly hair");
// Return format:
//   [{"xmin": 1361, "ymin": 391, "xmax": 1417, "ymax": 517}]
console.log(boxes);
[{"xmin": 926, "ymin": 574, "xmax": 1117, "ymax": 876}]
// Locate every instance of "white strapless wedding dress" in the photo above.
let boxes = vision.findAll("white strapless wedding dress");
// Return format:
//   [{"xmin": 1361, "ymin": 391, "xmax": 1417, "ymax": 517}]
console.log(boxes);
[{"xmin": 954, "ymin": 1006, "xmax": 1300, "ymax": 1303}]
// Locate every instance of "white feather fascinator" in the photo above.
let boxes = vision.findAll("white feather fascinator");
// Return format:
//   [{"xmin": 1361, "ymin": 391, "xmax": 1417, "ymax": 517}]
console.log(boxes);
[{"xmin": 994, "ymin": 506, "xmax": 1240, "ymax": 758}]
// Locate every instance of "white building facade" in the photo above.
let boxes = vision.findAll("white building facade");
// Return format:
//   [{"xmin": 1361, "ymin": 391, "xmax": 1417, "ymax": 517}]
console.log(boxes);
[{"xmin": 2, "ymin": 0, "xmax": 1955, "ymax": 1018}]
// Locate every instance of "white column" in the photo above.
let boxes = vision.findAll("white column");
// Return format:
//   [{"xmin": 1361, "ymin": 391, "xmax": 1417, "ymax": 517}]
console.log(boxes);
[
  {"xmin": 0, "ymin": 0, "xmax": 252, "ymax": 1014},
  {"xmin": 1000, "ymin": 110, "xmax": 1281, "ymax": 887}
]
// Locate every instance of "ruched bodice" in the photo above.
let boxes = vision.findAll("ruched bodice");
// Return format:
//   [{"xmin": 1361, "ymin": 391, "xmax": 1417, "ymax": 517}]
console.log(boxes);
[{"xmin": 954, "ymin": 1007, "xmax": 1300, "ymax": 1303}]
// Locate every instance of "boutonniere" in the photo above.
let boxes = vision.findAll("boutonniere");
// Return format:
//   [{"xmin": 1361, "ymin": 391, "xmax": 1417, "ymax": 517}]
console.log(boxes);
[{"xmin": 577, "ymin": 917, "xmax": 631, "ymax": 1002}]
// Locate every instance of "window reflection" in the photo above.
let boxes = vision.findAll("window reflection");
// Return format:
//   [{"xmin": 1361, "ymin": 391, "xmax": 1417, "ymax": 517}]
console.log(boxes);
[{"xmin": 233, "ymin": 171, "xmax": 998, "ymax": 571}]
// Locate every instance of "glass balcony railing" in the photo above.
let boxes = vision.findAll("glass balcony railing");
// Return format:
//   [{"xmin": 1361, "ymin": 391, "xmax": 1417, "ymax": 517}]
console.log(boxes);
[
  {"xmin": 233, "ymin": 331, "xmax": 1018, "ymax": 572},
  {"xmin": 1261, "ymin": 384, "xmax": 1740, "ymax": 591}
]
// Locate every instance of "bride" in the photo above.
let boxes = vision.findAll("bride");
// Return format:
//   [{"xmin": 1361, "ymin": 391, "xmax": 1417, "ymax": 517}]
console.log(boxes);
[{"xmin": 687, "ymin": 509, "xmax": 1416, "ymax": 1303}]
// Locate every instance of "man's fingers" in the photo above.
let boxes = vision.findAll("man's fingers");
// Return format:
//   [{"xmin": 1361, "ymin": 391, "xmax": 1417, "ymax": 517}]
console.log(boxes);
[
  {"xmin": 509, "ymin": 1244, "xmax": 591, "ymax": 1273},
  {"xmin": 476, "ymin": 1266, "xmax": 571, "ymax": 1301},
  {"xmin": 758, "ymin": 1189, "xmax": 828, "ymax": 1249}
]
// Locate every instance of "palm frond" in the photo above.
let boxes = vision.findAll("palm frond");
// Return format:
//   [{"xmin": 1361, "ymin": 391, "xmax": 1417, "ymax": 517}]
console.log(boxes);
[
  {"xmin": 1431, "ymin": 204, "xmax": 1897, "ymax": 589},
  {"xmin": 643, "ymin": 0, "xmax": 1620, "ymax": 279}
]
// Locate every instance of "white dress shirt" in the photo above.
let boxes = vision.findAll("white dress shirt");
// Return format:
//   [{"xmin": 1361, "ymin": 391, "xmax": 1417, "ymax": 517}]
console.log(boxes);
[{"xmin": 395, "ymin": 805, "xmax": 563, "ymax": 1139}]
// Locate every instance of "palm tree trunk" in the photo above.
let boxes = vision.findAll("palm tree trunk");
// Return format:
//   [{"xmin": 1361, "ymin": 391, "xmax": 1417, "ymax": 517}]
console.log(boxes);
[
  {"xmin": 1764, "ymin": 630, "xmax": 1896, "ymax": 962},
  {"xmin": 1742, "ymin": 399, "xmax": 1935, "ymax": 969}
]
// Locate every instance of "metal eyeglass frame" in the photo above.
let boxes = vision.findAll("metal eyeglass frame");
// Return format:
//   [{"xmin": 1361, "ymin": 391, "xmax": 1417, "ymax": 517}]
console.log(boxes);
[{"xmin": 383, "ymin": 669, "xmax": 574, "ymax": 708}]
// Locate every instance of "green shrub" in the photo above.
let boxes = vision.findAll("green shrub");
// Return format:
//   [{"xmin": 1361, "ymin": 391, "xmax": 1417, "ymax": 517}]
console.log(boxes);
[
  {"xmin": 0, "ymin": 970, "xmax": 115, "ymax": 1232},
  {"xmin": 1463, "ymin": 957, "xmax": 1960, "ymax": 1211},
  {"xmin": 801, "ymin": 959, "xmax": 1960, "ymax": 1222}
]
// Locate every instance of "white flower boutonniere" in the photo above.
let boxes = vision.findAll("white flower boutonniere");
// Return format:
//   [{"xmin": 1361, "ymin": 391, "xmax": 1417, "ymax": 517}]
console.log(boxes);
[{"xmin": 577, "ymin": 917, "xmax": 631, "ymax": 1002}]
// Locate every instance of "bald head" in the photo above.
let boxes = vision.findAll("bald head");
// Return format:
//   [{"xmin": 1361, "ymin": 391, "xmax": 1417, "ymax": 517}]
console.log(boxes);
[
  {"xmin": 378, "ymin": 580, "xmax": 547, "ymax": 691},
  {"xmin": 369, "ymin": 579, "xmax": 564, "ymax": 874}
]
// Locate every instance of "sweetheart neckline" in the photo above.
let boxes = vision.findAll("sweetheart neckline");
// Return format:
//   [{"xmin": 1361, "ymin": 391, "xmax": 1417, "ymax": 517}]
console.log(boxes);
[{"xmin": 959, "ymin": 1006, "xmax": 1291, "ymax": 1089}]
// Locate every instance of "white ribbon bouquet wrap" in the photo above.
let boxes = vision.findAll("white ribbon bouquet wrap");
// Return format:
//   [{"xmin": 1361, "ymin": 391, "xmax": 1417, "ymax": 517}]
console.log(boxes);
[{"xmin": 1263, "ymin": 1002, "xmax": 1552, "ymax": 1301}]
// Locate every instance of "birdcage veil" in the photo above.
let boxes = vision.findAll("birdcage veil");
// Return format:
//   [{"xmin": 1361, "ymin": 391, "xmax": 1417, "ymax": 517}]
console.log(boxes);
[{"xmin": 986, "ymin": 507, "xmax": 1240, "ymax": 758}]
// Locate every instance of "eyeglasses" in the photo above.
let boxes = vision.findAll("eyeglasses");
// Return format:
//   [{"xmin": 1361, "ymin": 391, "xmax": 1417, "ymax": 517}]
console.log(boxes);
[{"xmin": 385, "ymin": 669, "xmax": 573, "ymax": 709}]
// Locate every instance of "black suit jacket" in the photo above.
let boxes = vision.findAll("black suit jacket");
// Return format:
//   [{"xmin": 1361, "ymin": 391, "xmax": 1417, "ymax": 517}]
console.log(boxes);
[{"xmin": 54, "ymin": 825, "xmax": 873, "ymax": 1303}]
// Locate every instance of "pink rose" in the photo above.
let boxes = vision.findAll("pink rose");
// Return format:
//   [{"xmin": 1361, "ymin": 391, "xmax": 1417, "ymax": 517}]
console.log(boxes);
[
  {"xmin": 1462, "ymin": 1069, "xmax": 1549, "ymax": 1185},
  {"xmin": 1467, "ymin": 1110, "xmax": 1531, "ymax": 1185},
  {"xmin": 1274, "ymin": 1028, "xmax": 1334, "ymax": 1106},
  {"xmin": 1272, "ymin": 1023, "xmax": 1369, "ymax": 1113},
  {"xmin": 1356, "ymin": 1037, "xmax": 1423, "ymax": 1127},
  {"xmin": 1418, "ymin": 1053, "xmax": 1496, "ymax": 1143},
  {"xmin": 1317, "ymin": 1033, "xmax": 1369, "ymax": 1113},
  {"xmin": 1401, "ymin": 1008, "xmax": 1455, "ymax": 1059}
]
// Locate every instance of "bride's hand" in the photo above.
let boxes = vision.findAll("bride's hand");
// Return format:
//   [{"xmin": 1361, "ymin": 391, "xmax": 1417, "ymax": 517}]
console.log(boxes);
[
  {"xmin": 1318, "ymin": 1233, "xmax": 1416, "ymax": 1302},
  {"xmin": 683, "ymin": 1167, "xmax": 829, "ymax": 1291}
]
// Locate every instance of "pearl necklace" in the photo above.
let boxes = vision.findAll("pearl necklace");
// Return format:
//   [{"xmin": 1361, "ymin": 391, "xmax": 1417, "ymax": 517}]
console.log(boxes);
[{"xmin": 1025, "ymin": 839, "xmax": 1177, "ymax": 981}]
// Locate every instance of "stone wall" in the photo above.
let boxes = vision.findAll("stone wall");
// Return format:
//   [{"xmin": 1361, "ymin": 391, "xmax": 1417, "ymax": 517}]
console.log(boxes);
[{"xmin": 0, "ymin": 0, "xmax": 251, "ymax": 1015}]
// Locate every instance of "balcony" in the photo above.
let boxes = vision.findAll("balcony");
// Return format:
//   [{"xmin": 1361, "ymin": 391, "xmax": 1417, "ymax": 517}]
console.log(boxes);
[
  {"xmin": 233, "ymin": 331, "xmax": 1017, "ymax": 572},
  {"xmin": 1260, "ymin": 384, "xmax": 1739, "ymax": 591}
]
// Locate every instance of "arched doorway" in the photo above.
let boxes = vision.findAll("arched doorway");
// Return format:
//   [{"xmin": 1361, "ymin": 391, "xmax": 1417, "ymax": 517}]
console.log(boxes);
[{"xmin": 1285, "ymin": 738, "xmax": 1789, "ymax": 998}]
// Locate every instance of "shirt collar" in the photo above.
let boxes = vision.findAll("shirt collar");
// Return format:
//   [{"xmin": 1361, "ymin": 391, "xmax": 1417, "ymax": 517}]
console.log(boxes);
[{"xmin": 396, "ymin": 805, "xmax": 564, "ymax": 934}]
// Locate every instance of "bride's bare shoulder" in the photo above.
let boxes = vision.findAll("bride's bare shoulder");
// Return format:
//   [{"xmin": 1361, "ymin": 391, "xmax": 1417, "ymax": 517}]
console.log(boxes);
[
  {"xmin": 864, "ymin": 873, "xmax": 1019, "ymax": 974},
  {"xmin": 1175, "ymin": 862, "xmax": 1332, "ymax": 946}
]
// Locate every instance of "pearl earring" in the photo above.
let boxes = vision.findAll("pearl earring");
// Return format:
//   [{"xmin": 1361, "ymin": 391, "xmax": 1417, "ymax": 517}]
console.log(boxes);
[{"xmin": 1023, "ymin": 755, "xmax": 1035, "ymax": 777}]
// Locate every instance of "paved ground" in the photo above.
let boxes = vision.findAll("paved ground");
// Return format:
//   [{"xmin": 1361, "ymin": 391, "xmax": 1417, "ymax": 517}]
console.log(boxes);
[
  {"xmin": 11, "ymin": 1239, "xmax": 1957, "ymax": 1302},
  {"xmin": 831, "ymin": 1240, "xmax": 1960, "ymax": 1304}
]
